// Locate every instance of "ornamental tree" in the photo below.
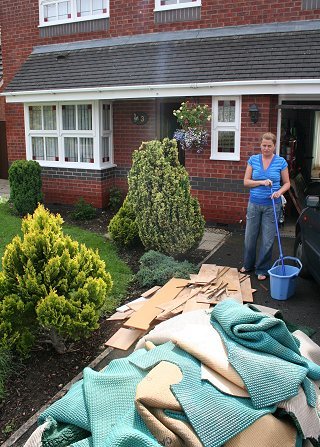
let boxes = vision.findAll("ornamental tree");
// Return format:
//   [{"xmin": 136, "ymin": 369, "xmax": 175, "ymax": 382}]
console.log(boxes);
[
  {"xmin": 0, "ymin": 204, "xmax": 112, "ymax": 355},
  {"xmin": 128, "ymin": 138, "xmax": 205, "ymax": 256}
]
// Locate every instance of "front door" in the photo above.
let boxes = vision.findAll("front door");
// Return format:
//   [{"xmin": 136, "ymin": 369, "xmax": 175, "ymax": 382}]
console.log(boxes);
[{"xmin": 159, "ymin": 101, "xmax": 185, "ymax": 165}]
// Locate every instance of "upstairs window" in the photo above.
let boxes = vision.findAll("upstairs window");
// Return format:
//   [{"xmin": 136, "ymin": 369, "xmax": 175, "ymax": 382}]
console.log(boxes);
[
  {"xmin": 154, "ymin": 0, "xmax": 201, "ymax": 10},
  {"xmin": 39, "ymin": 0, "xmax": 109, "ymax": 26}
]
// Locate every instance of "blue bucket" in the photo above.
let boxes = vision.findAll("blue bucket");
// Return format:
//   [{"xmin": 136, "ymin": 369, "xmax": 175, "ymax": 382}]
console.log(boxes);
[{"xmin": 268, "ymin": 256, "xmax": 302, "ymax": 301}]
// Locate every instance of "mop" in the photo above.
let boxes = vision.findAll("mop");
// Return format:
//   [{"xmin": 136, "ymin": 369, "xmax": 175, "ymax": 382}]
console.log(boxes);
[{"xmin": 271, "ymin": 188, "xmax": 286, "ymax": 275}]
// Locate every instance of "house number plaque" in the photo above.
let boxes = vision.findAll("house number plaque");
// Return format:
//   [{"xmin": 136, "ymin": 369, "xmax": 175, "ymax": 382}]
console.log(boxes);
[{"xmin": 132, "ymin": 112, "xmax": 148, "ymax": 125}]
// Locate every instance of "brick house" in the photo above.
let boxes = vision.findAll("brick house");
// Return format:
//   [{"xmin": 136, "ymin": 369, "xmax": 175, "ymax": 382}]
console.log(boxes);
[{"xmin": 1, "ymin": 1, "xmax": 320, "ymax": 224}]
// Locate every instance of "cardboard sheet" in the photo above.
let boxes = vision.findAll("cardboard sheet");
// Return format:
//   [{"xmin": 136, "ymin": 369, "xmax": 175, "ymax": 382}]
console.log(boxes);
[
  {"xmin": 124, "ymin": 278, "xmax": 190, "ymax": 330},
  {"xmin": 105, "ymin": 327, "xmax": 145, "ymax": 350}
]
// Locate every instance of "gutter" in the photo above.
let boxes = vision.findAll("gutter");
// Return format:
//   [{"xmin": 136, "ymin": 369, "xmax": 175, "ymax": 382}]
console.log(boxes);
[{"xmin": 4, "ymin": 79, "xmax": 320, "ymax": 103}]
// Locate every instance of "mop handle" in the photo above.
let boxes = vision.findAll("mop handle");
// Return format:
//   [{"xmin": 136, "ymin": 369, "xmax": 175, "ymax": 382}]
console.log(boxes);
[{"xmin": 271, "ymin": 188, "xmax": 286, "ymax": 275}]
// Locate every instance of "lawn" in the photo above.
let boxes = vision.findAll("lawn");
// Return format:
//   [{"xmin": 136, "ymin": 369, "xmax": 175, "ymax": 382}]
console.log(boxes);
[{"xmin": 0, "ymin": 201, "xmax": 133, "ymax": 311}]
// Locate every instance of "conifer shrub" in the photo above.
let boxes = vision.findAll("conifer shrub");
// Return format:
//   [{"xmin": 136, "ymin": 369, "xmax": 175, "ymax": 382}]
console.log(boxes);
[
  {"xmin": 135, "ymin": 250, "xmax": 197, "ymax": 288},
  {"xmin": 8, "ymin": 160, "xmax": 43, "ymax": 216},
  {"xmin": 108, "ymin": 186, "xmax": 123, "ymax": 212},
  {"xmin": 0, "ymin": 204, "xmax": 112, "ymax": 355},
  {"xmin": 128, "ymin": 138, "xmax": 205, "ymax": 256},
  {"xmin": 70, "ymin": 197, "xmax": 97, "ymax": 220},
  {"xmin": 107, "ymin": 197, "xmax": 140, "ymax": 247}
]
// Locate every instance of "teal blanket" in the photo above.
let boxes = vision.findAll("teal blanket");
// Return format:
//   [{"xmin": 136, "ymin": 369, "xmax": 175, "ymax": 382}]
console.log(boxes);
[
  {"xmin": 211, "ymin": 300, "xmax": 320, "ymax": 408},
  {"xmin": 39, "ymin": 342, "xmax": 274, "ymax": 447}
]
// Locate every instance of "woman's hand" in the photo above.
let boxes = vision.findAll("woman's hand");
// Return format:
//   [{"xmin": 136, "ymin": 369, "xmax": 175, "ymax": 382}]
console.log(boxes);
[
  {"xmin": 271, "ymin": 190, "xmax": 281, "ymax": 199},
  {"xmin": 262, "ymin": 179, "xmax": 273, "ymax": 187}
]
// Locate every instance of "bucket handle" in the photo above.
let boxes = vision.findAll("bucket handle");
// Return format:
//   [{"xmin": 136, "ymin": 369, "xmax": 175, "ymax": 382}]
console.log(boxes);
[{"xmin": 271, "ymin": 256, "xmax": 302, "ymax": 272}]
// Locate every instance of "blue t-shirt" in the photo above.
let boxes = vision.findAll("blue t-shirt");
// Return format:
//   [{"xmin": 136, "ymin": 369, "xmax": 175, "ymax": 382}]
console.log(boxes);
[{"xmin": 248, "ymin": 154, "xmax": 288, "ymax": 206}]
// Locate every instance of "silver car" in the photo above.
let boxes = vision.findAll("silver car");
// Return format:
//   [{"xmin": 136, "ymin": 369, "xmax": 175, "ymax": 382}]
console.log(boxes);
[{"xmin": 294, "ymin": 195, "xmax": 320, "ymax": 284}]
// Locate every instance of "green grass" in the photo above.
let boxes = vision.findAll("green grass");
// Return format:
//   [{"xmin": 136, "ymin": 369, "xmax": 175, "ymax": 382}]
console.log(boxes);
[{"xmin": 0, "ymin": 202, "xmax": 133, "ymax": 311}]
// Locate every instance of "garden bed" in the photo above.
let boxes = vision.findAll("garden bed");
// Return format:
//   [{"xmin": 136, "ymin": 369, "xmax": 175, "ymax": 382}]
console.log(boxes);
[{"xmin": 0, "ymin": 205, "xmax": 205, "ymax": 443}]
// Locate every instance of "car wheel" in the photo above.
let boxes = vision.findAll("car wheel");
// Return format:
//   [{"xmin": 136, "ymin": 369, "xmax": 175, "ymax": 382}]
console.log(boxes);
[{"xmin": 294, "ymin": 233, "xmax": 310, "ymax": 278}]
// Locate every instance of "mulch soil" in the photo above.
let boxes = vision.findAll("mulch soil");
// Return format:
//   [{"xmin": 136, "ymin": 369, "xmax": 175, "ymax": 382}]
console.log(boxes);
[{"xmin": 0, "ymin": 205, "xmax": 205, "ymax": 443}]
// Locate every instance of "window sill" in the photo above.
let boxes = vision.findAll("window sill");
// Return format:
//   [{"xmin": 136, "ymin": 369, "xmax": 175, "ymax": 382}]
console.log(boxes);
[
  {"xmin": 39, "ymin": 14, "xmax": 109, "ymax": 28},
  {"xmin": 210, "ymin": 155, "xmax": 240, "ymax": 162},
  {"xmin": 31, "ymin": 160, "xmax": 116, "ymax": 170},
  {"xmin": 154, "ymin": 2, "xmax": 201, "ymax": 12}
]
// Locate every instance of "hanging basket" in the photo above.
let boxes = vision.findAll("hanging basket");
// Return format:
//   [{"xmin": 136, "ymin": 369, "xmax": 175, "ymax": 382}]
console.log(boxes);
[{"xmin": 173, "ymin": 128, "xmax": 209, "ymax": 153}]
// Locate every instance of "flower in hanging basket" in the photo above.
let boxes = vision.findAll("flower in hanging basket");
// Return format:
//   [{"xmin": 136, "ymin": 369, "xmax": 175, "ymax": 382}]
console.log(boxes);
[
  {"xmin": 173, "ymin": 102, "xmax": 211, "ymax": 152},
  {"xmin": 173, "ymin": 128, "xmax": 209, "ymax": 153}
]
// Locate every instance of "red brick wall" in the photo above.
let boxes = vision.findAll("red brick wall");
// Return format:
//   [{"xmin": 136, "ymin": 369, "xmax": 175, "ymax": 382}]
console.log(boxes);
[
  {"xmin": 4, "ymin": 104, "xmax": 25, "ymax": 161},
  {"xmin": 42, "ymin": 177, "xmax": 113, "ymax": 208},
  {"xmin": 0, "ymin": 97, "xmax": 5, "ymax": 121},
  {"xmin": 113, "ymin": 100, "xmax": 157, "ymax": 167}
]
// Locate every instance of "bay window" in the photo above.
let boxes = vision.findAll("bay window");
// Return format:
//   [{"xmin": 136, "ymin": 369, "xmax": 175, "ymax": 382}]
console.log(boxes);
[
  {"xmin": 211, "ymin": 97, "xmax": 241, "ymax": 161},
  {"xmin": 26, "ymin": 101, "xmax": 113, "ymax": 168},
  {"xmin": 39, "ymin": 0, "xmax": 109, "ymax": 26}
]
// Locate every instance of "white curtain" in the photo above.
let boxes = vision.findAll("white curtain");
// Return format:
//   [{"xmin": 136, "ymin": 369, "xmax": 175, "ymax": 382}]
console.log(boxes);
[
  {"xmin": 32, "ymin": 137, "xmax": 44, "ymax": 160},
  {"xmin": 80, "ymin": 138, "xmax": 94, "ymax": 162},
  {"xmin": 46, "ymin": 137, "xmax": 58, "ymax": 161},
  {"xmin": 312, "ymin": 111, "xmax": 320, "ymax": 179},
  {"xmin": 65, "ymin": 137, "xmax": 78, "ymax": 162}
]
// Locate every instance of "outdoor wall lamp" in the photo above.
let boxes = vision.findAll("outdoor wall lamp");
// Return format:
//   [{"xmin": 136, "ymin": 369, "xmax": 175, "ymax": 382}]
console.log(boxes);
[{"xmin": 249, "ymin": 104, "xmax": 259, "ymax": 124}]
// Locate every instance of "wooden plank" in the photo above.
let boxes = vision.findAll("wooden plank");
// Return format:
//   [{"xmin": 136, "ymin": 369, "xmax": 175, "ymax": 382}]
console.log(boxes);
[
  {"xmin": 105, "ymin": 327, "xmax": 145, "ymax": 350},
  {"xmin": 194, "ymin": 264, "xmax": 218, "ymax": 284},
  {"xmin": 107, "ymin": 309, "xmax": 134, "ymax": 320},
  {"xmin": 156, "ymin": 286, "xmax": 193, "ymax": 312},
  {"xmin": 127, "ymin": 301, "xmax": 147, "ymax": 311},
  {"xmin": 124, "ymin": 278, "xmax": 190, "ymax": 331},
  {"xmin": 183, "ymin": 297, "xmax": 210, "ymax": 313},
  {"xmin": 141, "ymin": 286, "xmax": 161, "ymax": 298},
  {"xmin": 126, "ymin": 297, "xmax": 148, "ymax": 311},
  {"xmin": 240, "ymin": 275, "xmax": 254, "ymax": 303},
  {"xmin": 215, "ymin": 267, "xmax": 243, "ymax": 303},
  {"xmin": 157, "ymin": 286, "xmax": 204, "ymax": 319}
]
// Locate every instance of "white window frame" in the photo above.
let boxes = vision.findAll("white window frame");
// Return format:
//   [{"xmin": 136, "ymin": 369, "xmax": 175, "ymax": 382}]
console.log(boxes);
[
  {"xmin": 211, "ymin": 96, "xmax": 241, "ymax": 161},
  {"xmin": 100, "ymin": 102, "xmax": 113, "ymax": 164},
  {"xmin": 154, "ymin": 0, "xmax": 201, "ymax": 12},
  {"xmin": 39, "ymin": 0, "xmax": 109, "ymax": 27},
  {"xmin": 25, "ymin": 100, "xmax": 114, "ymax": 169}
]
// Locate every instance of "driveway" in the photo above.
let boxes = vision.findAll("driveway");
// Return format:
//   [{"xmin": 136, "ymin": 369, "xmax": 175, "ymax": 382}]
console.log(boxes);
[{"xmin": 206, "ymin": 231, "xmax": 320, "ymax": 345}]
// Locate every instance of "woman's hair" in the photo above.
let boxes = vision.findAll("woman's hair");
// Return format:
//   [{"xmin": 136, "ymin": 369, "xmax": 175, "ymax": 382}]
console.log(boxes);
[{"xmin": 260, "ymin": 132, "xmax": 276, "ymax": 145}]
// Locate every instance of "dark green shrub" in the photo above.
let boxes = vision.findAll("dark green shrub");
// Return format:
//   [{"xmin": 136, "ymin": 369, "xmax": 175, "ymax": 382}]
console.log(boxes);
[
  {"xmin": 135, "ymin": 250, "xmax": 197, "ymax": 288},
  {"xmin": 128, "ymin": 138, "xmax": 205, "ymax": 256},
  {"xmin": 107, "ymin": 197, "xmax": 140, "ymax": 247},
  {"xmin": 0, "ymin": 204, "xmax": 112, "ymax": 355},
  {"xmin": 8, "ymin": 160, "xmax": 43, "ymax": 216},
  {"xmin": 108, "ymin": 187, "xmax": 123, "ymax": 212},
  {"xmin": 70, "ymin": 198, "xmax": 97, "ymax": 220}
]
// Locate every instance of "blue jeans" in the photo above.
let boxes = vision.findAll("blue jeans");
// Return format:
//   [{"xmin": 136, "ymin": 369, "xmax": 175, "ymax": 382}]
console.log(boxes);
[{"xmin": 243, "ymin": 202, "xmax": 281, "ymax": 276}]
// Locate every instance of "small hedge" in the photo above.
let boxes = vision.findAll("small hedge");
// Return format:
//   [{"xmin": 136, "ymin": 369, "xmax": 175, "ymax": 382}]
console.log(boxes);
[
  {"xmin": 9, "ymin": 160, "xmax": 43, "ymax": 216},
  {"xmin": 135, "ymin": 250, "xmax": 197, "ymax": 288}
]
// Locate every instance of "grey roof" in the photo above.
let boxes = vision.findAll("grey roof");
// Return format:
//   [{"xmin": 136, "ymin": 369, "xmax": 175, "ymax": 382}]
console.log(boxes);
[{"xmin": 5, "ymin": 28, "xmax": 320, "ymax": 93}]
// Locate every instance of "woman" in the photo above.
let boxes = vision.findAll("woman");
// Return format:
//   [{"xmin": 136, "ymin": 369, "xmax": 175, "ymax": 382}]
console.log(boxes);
[{"xmin": 240, "ymin": 132, "xmax": 290, "ymax": 280}]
